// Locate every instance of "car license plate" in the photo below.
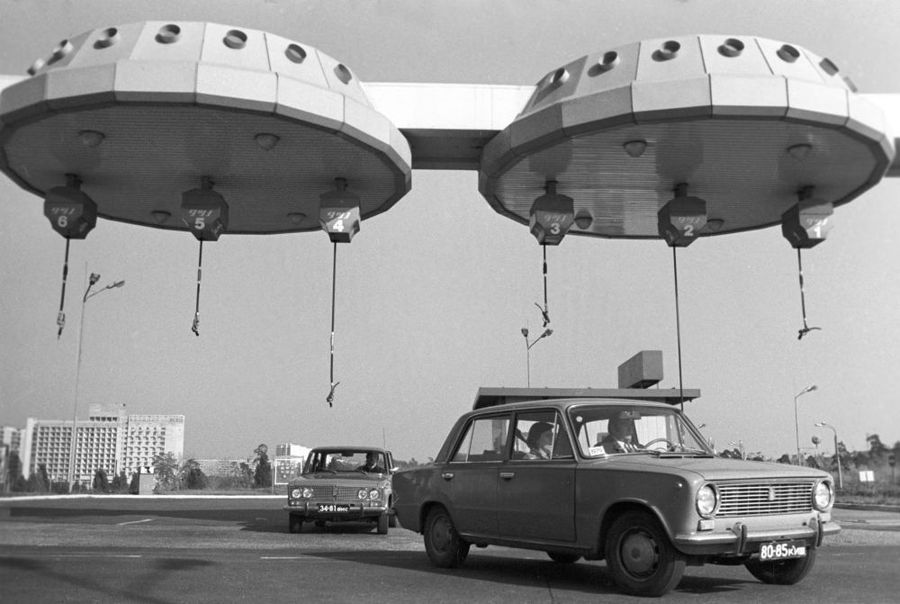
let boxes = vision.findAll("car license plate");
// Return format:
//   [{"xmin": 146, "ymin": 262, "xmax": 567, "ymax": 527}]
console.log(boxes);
[
  {"xmin": 759, "ymin": 541, "xmax": 806, "ymax": 561},
  {"xmin": 318, "ymin": 504, "xmax": 350, "ymax": 513}
]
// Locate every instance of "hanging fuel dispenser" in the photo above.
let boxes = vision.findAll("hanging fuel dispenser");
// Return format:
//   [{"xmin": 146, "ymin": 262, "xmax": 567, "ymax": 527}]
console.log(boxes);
[
  {"xmin": 528, "ymin": 180, "xmax": 574, "ymax": 327},
  {"xmin": 319, "ymin": 177, "xmax": 361, "ymax": 406},
  {"xmin": 781, "ymin": 186, "xmax": 833, "ymax": 339},
  {"xmin": 43, "ymin": 174, "xmax": 98, "ymax": 338},
  {"xmin": 658, "ymin": 183, "xmax": 708, "ymax": 406},
  {"xmin": 181, "ymin": 176, "xmax": 229, "ymax": 337}
]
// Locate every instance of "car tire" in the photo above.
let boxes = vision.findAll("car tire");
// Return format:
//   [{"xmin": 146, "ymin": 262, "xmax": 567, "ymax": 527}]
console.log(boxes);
[
  {"xmin": 744, "ymin": 548, "xmax": 817, "ymax": 585},
  {"xmin": 388, "ymin": 512, "xmax": 398, "ymax": 528},
  {"xmin": 604, "ymin": 510, "xmax": 686, "ymax": 597},
  {"xmin": 288, "ymin": 515, "xmax": 304, "ymax": 534},
  {"xmin": 547, "ymin": 552, "xmax": 581, "ymax": 564},
  {"xmin": 377, "ymin": 512, "xmax": 390, "ymax": 535},
  {"xmin": 423, "ymin": 506, "xmax": 470, "ymax": 568}
]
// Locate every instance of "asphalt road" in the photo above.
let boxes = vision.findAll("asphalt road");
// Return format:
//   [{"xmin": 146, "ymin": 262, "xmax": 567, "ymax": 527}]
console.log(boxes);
[{"xmin": 1, "ymin": 496, "xmax": 898, "ymax": 603}]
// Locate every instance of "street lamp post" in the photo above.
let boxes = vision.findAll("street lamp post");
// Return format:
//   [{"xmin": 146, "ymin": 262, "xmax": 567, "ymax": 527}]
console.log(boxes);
[
  {"xmin": 815, "ymin": 421, "xmax": 843, "ymax": 490},
  {"xmin": 521, "ymin": 327, "xmax": 552, "ymax": 387},
  {"xmin": 793, "ymin": 384, "xmax": 817, "ymax": 466},
  {"xmin": 67, "ymin": 272, "xmax": 125, "ymax": 491}
]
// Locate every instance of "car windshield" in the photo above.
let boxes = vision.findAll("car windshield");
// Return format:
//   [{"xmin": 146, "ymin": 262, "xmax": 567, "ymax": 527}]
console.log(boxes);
[
  {"xmin": 303, "ymin": 450, "xmax": 386, "ymax": 474},
  {"xmin": 567, "ymin": 404, "xmax": 712, "ymax": 457}
]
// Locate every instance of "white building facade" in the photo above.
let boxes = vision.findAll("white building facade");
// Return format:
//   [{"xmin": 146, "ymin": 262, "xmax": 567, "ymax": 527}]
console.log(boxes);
[{"xmin": 20, "ymin": 404, "xmax": 184, "ymax": 487}]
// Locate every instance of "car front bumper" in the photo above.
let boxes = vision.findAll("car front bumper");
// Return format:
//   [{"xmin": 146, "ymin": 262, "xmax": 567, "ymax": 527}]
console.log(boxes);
[
  {"xmin": 283, "ymin": 501, "xmax": 388, "ymax": 520},
  {"xmin": 673, "ymin": 514, "xmax": 840, "ymax": 556}
]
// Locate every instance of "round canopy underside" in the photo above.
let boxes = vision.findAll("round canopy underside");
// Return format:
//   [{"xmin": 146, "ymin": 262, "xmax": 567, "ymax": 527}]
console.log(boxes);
[
  {"xmin": 485, "ymin": 118, "xmax": 884, "ymax": 239},
  {"xmin": 2, "ymin": 104, "xmax": 409, "ymax": 234}
]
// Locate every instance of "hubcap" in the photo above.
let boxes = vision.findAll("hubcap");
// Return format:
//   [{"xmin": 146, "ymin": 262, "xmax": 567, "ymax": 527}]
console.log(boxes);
[
  {"xmin": 432, "ymin": 516, "xmax": 452, "ymax": 551},
  {"xmin": 621, "ymin": 530, "xmax": 659, "ymax": 577}
]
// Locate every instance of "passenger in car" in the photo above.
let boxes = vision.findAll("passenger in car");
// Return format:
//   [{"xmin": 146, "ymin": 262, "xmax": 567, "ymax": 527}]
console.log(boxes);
[
  {"xmin": 601, "ymin": 412, "xmax": 639, "ymax": 453},
  {"xmin": 525, "ymin": 422, "xmax": 554, "ymax": 459}
]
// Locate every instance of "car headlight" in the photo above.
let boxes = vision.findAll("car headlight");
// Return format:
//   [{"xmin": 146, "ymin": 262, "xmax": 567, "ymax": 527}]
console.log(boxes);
[
  {"xmin": 368, "ymin": 488, "xmax": 381, "ymax": 501},
  {"xmin": 301, "ymin": 487, "xmax": 313, "ymax": 499},
  {"xmin": 290, "ymin": 488, "xmax": 302, "ymax": 499},
  {"xmin": 696, "ymin": 484, "xmax": 718, "ymax": 518},
  {"xmin": 358, "ymin": 488, "xmax": 369, "ymax": 500},
  {"xmin": 813, "ymin": 480, "xmax": 834, "ymax": 511}
]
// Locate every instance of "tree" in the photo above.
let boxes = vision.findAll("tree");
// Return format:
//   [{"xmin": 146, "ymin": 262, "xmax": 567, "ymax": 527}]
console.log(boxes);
[
  {"xmin": 111, "ymin": 470, "xmax": 129, "ymax": 493},
  {"xmin": 237, "ymin": 461, "xmax": 254, "ymax": 488},
  {"xmin": 152, "ymin": 452, "xmax": 181, "ymax": 492},
  {"xmin": 867, "ymin": 434, "xmax": 888, "ymax": 459},
  {"xmin": 25, "ymin": 464, "xmax": 50, "ymax": 493},
  {"xmin": 34, "ymin": 464, "xmax": 51, "ymax": 492},
  {"xmin": 7, "ymin": 452, "xmax": 23, "ymax": 491},
  {"xmin": 253, "ymin": 444, "xmax": 272, "ymax": 488},
  {"xmin": 92, "ymin": 468, "xmax": 110, "ymax": 493},
  {"xmin": 181, "ymin": 458, "xmax": 207, "ymax": 490},
  {"xmin": 128, "ymin": 471, "xmax": 140, "ymax": 495}
]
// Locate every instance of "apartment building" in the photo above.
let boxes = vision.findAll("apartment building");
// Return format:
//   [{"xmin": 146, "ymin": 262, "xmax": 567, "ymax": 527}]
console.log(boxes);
[{"xmin": 19, "ymin": 404, "xmax": 184, "ymax": 487}]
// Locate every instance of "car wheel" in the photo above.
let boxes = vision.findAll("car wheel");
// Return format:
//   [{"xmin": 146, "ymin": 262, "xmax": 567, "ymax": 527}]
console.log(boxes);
[
  {"xmin": 745, "ymin": 548, "xmax": 817, "ymax": 585},
  {"xmin": 288, "ymin": 515, "xmax": 304, "ymax": 534},
  {"xmin": 389, "ymin": 512, "xmax": 398, "ymax": 528},
  {"xmin": 423, "ymin": 506, "xmax": 470, "ymax": 568},
  {"xmin": 604, "ymin": 510, "xmax": 686, "ymax": 597},
  {"xmin": 377, "ymin": 512, "xmax": 390, "ymax": 535},
  {"xmin": 547, "ymin": 552, "xmax": 581, "ymax": 564}
]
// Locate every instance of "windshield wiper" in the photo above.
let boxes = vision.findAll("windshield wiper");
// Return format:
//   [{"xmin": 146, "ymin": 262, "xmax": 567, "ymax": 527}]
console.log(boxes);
[
  {"xmin": 677, "ymin": 447, "xmax": 714, "ymax": 456},
  {"xmin": 641, "ymin": 447, "xmax": 714, "ymax": 458}
]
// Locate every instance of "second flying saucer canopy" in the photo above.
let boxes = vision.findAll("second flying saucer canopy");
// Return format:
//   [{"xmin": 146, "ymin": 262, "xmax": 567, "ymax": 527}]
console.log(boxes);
[{"xmin": 478, "ymin": 35, "xmax": 895, "ymax": 240}]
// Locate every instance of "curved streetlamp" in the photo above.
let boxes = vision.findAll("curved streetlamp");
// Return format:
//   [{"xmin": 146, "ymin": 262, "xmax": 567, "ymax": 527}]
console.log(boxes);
[
  {"xmin": 521, "ymin": 327, "xmax": 552, "ymax": 387},
  {"xmin": 793, "ymin": 385, "xmax": 817, "ymax": 466},
  {"xmin": 67, "ymin": 271, "xmax": 125, "ymax": 491},
  {"xmin": 815, "ymin": 421, "xmax": 843, "ymax": 490}
]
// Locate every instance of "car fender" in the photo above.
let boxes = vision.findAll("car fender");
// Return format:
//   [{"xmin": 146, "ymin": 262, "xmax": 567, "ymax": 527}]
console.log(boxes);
[{"xmin": 576, "ymin": 466, "xmax": 699, "ymax": 552}]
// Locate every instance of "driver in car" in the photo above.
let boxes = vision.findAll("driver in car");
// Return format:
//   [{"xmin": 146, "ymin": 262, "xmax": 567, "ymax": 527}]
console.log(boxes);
[
  {"xmin": 601, "ymin": 412, "xmax": 641, "ymax": 454},
  {"xmin": 357, "ymin": 451, "xmax": 385, "ymax": 473}
]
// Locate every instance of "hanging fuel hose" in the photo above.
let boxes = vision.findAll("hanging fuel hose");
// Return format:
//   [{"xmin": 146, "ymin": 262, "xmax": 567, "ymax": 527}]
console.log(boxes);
[
  {"xmin": 192, "ymin": 240, "xmax": 203, "ymax": 337},
  {"xmin": 795, "ymin": 247, "xmax": 821, "ymax": 340},
  {"xmin": 56, "ymin": 238, "xmax": 70, "ymax": 339},
  {"xmin": 534, "ymin": 244, "xmax": 551, "ymax": 328},
  {"xmin": 672, "ymin": 246, "xmax": 685, "ymax": 411},
  {"xmin": 326, "ymin": 242, "xmax": 340, "ymax": 407}
]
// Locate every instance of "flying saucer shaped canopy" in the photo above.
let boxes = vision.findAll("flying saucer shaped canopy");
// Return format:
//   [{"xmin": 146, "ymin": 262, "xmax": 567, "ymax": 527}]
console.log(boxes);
[
  {"xmin": 478, "ymin": 35, "xmax": 895, "ymax": 239},
  {"xmin": 0, "ymin": 22, "xmax": 412, "ymax": 235}
]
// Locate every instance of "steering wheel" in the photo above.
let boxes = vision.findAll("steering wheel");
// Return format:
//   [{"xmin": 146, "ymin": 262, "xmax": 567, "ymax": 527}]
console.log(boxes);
[{"xmin": 643, "ymin": 437, "xmax": 677, "ymax": 452}]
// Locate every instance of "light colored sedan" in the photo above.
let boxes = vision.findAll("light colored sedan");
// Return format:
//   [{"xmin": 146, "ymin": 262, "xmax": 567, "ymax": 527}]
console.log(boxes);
[
  {"xmin": 285, "ymin": 447, "xmax": 396, "ymax": 535},
  {"xmin": 393, "ymin": 388, "xmax": 839, "ymax": 597}
]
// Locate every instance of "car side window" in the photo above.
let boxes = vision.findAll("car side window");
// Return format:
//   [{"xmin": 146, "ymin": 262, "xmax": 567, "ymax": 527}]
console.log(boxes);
[
  {"xmin": 451, "ymin": 415, "xmax": 509, "ymax": 462},
  {"xmin": 512, "ymin": 411, "xmax": 571, "ymax": 461}
]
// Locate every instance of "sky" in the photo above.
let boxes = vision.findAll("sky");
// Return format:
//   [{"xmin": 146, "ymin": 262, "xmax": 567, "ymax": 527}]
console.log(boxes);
[{"xmin": 1, "ymin": 0, "xmax": 899, "ymax": 464}]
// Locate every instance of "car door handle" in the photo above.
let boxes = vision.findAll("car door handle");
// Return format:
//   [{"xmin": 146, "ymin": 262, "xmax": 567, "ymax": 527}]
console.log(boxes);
[
  {"xmin": 499, "ymin": 471, "xmax": 515, "ymax": 480},
  {"xmin": 441, "ymin": 472, "xmax": 454, "ymax": 481}
]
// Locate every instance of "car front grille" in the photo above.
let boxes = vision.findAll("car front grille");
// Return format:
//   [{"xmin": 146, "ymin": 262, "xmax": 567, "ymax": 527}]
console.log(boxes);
[
  {"xmin": 308, "ymin": 485, "xmax": 360, "ymax": 502},
  {"xmin": 715, "ymin": 482, "xmax": 813, "ymax": 517}
]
